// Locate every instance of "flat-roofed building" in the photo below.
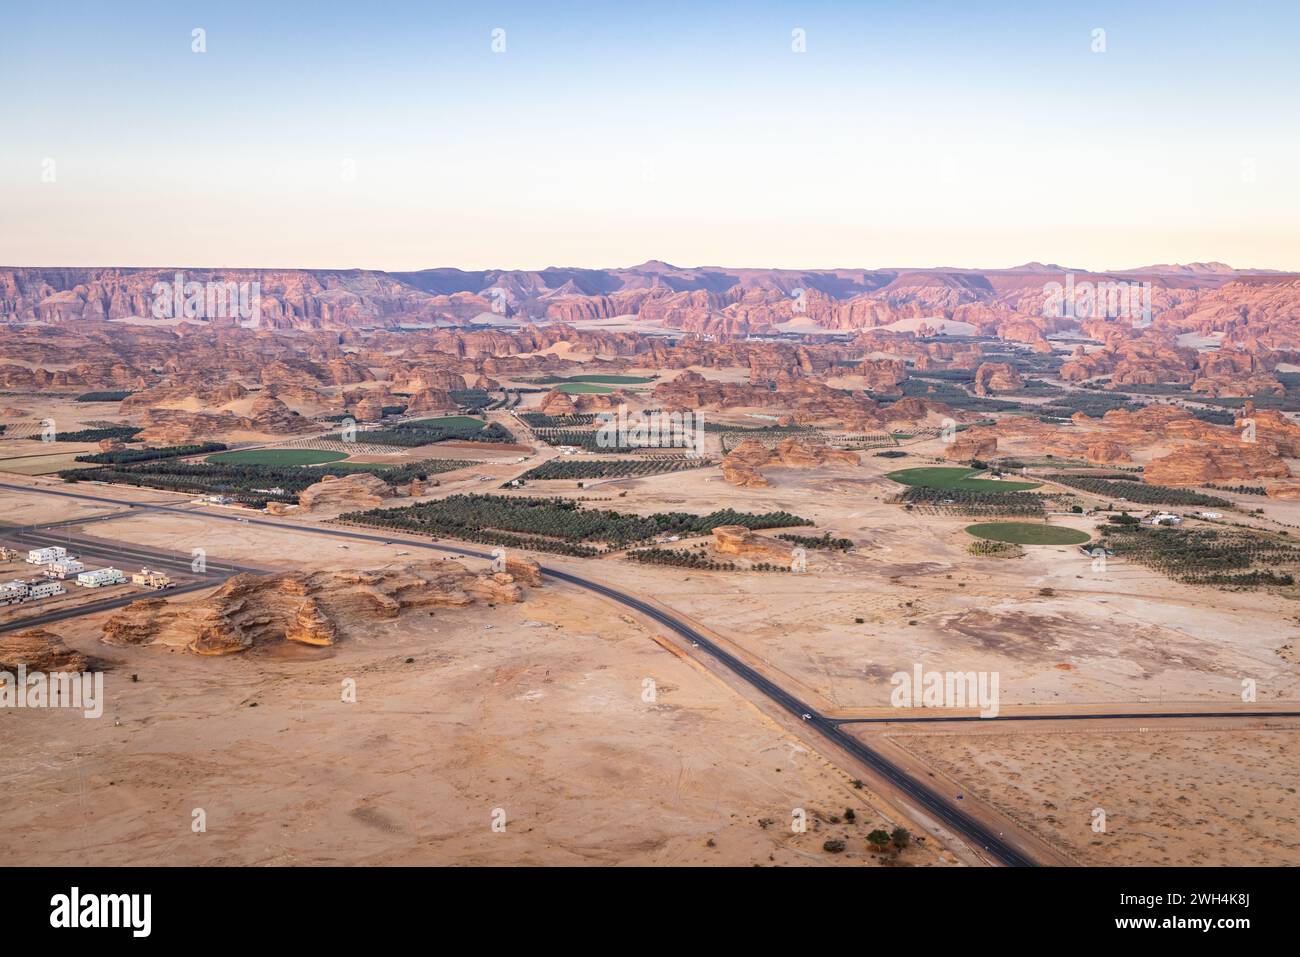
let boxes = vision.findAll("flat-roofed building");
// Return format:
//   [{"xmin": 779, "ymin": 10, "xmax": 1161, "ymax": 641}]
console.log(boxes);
[
  {"xmin": 26, "ymin": 546, "xmax": 69, "ymax": 565},
  {"xmin": 76, "ymin": 567, "xmax": 127, "ymax": 588},
  {"xmin": 44, "ymin": 559, "xmax": 86, "ymax": 580},
  {"xmin": 27, "ymin": 580, "xmax": 66, "ymax": 599}
]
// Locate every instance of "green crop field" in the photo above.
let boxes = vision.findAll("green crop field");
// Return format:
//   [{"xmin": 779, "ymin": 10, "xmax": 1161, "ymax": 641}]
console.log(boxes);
[
  {"xmin": 406, "ymin": 415, "xmax": 486, "ymax": 429},
  {"xmin": 887, "ymin": 467, "xmax": 1041, "ymax": 493},
  {"xmin": 965, "ymin": 522, "xmax": 1091, "ymax": 545},
  {"xmin": 535, "ymin": 373, "xmax": 654, "ymax": 385},
  {"xmin": 206, "ymin": 448, "xmax": 350, "ymax": 466},
  {"xmin": 564, "ymin": 374, "xmax": 653, "ymax": 384},
  {"xmin": 553, "ymin": 382, "xmax": 617, "ymax": 394}
]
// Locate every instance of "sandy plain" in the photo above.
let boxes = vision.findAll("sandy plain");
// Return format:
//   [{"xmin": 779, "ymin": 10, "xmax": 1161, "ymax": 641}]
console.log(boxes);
[{"xmin": 2, "ymin": 405, "xmax": 1298, "ymax": 866}]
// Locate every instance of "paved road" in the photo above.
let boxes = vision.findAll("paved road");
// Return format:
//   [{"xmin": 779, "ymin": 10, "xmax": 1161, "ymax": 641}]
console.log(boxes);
[{"xmin": 835, "ymin": 710, "xmax": 1300, "ymax": 724}]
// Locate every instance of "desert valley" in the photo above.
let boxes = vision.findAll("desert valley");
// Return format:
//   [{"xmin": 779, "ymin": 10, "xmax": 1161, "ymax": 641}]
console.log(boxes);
[{"xmin": 2, "ymin": 261, "xmax": 1298, "ymax": 868}]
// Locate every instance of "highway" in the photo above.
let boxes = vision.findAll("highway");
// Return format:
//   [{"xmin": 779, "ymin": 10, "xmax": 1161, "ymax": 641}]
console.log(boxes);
[{"xmin": 834, "ymin": 710, "xmax": 1300, "ymax": 724}]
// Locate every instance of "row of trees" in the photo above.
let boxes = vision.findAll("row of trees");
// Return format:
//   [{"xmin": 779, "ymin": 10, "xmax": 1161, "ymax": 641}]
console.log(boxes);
[
  {"xmin": 450, "ymin": 390, "xmax": 492, "ymax": 410},
  {"xmin": 75, "ymin": 441, "xmax": 227, "ymax": 464},
  {"xmin": 1203, "ymin": 483, "xmax": 1267, "ymax": 495},
  {"xmin": 74, "ymin": 390, "xmax": 134, "ymax": 402},
  {"xmin": 823, "ymin": 826, "xmax": 911, "ymax": 855},
  {"xmin": 532, "ymin": 429, "xmax": 633, "ymax": 451},
  {"xmin": 1046, "ymin": 474, "xmax": 1230, "ymax": 508},
  {"xmin": 778, "ymin": 531, "xmax": 854, "ymax": 551},
  {"xmin": 519, "ymin": 456, "xmax": 713, "ymax": 481},
  {"xmin": 627, "ymin": 548, "xmax": 790, "ymax": 572},
  {"xmin": 59, "ymin": 457, "xmax": 465, "ymax": 507},
  {"xmin": 519, "ymin": 413, "xmax": 598, "ymax": 428},
  {"xmin": 336, "ymin": 420, "xmax": 514, "ymax": 448},
  {"xmin": 899, "ymin": 486, "xmax": 1046, "ymax": 517},
  {"xmin": 53, "ymin": 426, "xmax": 143, "ymax": 443},
  {"xmin": 1099, "ymin": 524, "xmax": 1300, "ymax": 590},
  {"xmin": 341, "ymin": 494, "xmax": 810, "ymax": 553}
]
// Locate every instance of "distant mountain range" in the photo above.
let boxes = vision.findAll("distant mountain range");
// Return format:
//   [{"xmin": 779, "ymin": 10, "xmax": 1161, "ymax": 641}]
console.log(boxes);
[{"xmin": 3, "ymin": 261, "xmax": 1297, "ymax": 334}]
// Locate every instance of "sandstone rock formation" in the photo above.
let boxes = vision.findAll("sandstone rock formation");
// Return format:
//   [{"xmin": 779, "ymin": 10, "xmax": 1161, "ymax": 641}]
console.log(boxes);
[
  {"xmin": 504, "ymin": 555, "xmax": 543, "ymax": 586},
  {"xmin": 100, "ymin": 561, "xmax": 538, "ymax": 655},
  {"xmin": 1265, "ymin": 481, "xmax": 1300, "ymax": 501},
  {"xmin": 0, "ymin": 628, "xmax": 88, "ymax": 672},
  {"xmin": 972, "ymin": 362, "xmax": 1024, "ymax": 396},
  {"xmin": 297, "ymin": 472, "xmax": 395, "ymax": 512},
  {"xmin": 720, "ymin": 437, "xmax": 860, "ymax": 487},
  {"xmin": 1144, "ymin": 443, "xmax": 1291, "ymax": 487},
  {"xmin": 710, "ymin": 526, "xmax": 796, "ymax": 564},
  {"xmin": 943, "ymin": 433, "xmax": 997, "ymax": 461},
  {"xmin": 654, "ymin": 370, "xmax": 948, "ymax": 431}
]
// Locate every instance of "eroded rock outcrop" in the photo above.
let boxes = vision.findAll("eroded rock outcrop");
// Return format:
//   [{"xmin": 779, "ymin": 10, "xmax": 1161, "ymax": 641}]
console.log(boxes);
[
  {"xmin": 297, "ymin": 472, "xmax": 395, "ymax": 512},
  {"xmin": 100, "ymin": 561, "xmax": 538, "ymax": 655},
  {"xmin": 710, "ymin": 525, "xmax": 796, "ymax": 564},
  {"xmin": 0, "ymin": 629, "xmax": 88, "ymax": 672},
  {"xmin": 1144, "ymin": 443, "xmax": 1291, "ymax": 487},
  {"xmin": 972, "ymin": 362, "xmax": 1024, "ymax": 396},
  {"xmin": 720, "ymin": 437, "xmax": 860, "ymax": 487},
  {"xmin": 943, "ymin": 433, "xmax": 997, "ymax": 462}
]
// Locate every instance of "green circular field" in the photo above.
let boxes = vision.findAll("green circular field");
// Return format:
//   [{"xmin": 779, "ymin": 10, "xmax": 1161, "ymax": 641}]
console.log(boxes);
[
  {"xmin": 965, "ymin": 522, "xmax": 1091, "ymax": 546},
  {"xmin": 554, "ymin": 382, "xmax": 616, "ymax": 394},
  {"xmin": 407, "ymin": 415, "xmax": 486, "ymax": 429},
  {"xmin": 564, "ymin": 374, "xmax": 653, "ymax": 385},
  {"xmin": 887, "ymin": 466, "xmax": 1041, "ymax": 493},
  {"xmin": 206, "ymin": 448, "xmax": 350, "ymax": 466}
]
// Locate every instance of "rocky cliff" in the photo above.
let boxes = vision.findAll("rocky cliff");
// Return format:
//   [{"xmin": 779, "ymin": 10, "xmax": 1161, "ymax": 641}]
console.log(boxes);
[{"xmin": 100, "ymin": 561, "xmax": 539, "ymax": 656}]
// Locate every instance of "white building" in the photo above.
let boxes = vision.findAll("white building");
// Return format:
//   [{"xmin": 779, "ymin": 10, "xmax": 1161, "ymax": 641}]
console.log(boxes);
[
  {"xmin": 1147, "ymin": 512, "xmax": 1182, "ymax": 526},
  {"xmin": 26, "ymin": 546, "xmax": 69, "ymax": 565},
  {"xmin": 44, "ymin": 559, "xmax": 86, "ymax": 580},
  {"xmin": 0, "ymin": 581, "xmax": 29, "ymax": 605},
  {"xmin": 77, "ymin": 567, "xmax": 127, "ymax": 588},
  {"xmin": 28, "ymin": 580, "xmax": 66, "ymax": 599}
]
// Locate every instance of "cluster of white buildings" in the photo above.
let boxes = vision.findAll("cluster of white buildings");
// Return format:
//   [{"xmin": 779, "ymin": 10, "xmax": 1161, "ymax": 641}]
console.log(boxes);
[
  {"xmin": 4, "ymin": 545, "xmax": 128, "ymax": 599},
  {"xmin": 2, "ymin": 544, "xmax": 173, "ymax": 608},
  {"xmin": 1143, "ymin": 512, "xmax": 1183, "ymax": 526},
  {"xmin": 0, "ymin": 578, "xmax": 66, "ymax": 605}
]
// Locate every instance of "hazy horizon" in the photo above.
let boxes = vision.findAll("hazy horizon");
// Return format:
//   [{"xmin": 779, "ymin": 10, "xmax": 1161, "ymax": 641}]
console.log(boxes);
[
  {"xmin": 5, "ymin": 0, "xmax": 1299, "ymax": 271},
  {"xmin": 0, "ymin": 257, "xmax": 1294, "ymax": 276}
]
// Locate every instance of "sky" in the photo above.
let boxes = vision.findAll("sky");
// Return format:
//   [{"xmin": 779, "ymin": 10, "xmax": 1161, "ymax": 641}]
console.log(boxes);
[{"xmin": 2, "ymin": 1, "xmax": 1299, "ymax": 273}]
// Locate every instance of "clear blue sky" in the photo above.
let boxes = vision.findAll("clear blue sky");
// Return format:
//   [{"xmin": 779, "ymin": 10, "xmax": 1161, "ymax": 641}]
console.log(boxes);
[{"xmin": 3, "ymin": 1, "xmax": 1298, "ymax": 271}]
